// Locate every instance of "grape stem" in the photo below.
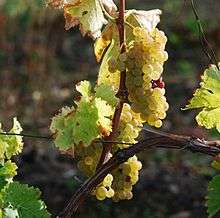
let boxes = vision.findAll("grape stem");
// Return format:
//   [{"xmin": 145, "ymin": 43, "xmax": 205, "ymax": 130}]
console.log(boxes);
[
  {"xmin": 58, "ymin": 128, "xmax": 220, "ymax": 218},
  {"xmin": 96, "ymin": 0, "xmax": 128, "ymax": 170}
]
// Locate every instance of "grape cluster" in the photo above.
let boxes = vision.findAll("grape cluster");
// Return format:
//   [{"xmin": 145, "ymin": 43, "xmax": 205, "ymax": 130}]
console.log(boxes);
[
  {"xmin": 93, "ymin": 174, "xmax": 115, "ymax": 200},
  {"xmin": 57, "ymin": 27, "xmax": 169, "ymax": 202},
  {"xmin": 92, "ymin": 156, "xmax": 142, "ymax": 202},
  {"xmin": 111, "ymin": 155, "xmax": 142, "ymax": 201},
  {"xmin": 126, "ymin": 27, "xmax": 169, "ymax": 128},
  {"xmin": 108, "ymin": 27, "xmax": 169, "ymax": 128},
  {"xmin": 114, "ymin": 103, "xmax": 143, "ymax": 149}
]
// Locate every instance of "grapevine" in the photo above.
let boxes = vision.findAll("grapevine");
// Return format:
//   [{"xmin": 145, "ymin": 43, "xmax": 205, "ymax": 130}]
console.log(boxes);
[
  {"xmin": 48, "ymin": 0, "xmax": 170, "ymax": 206},
  {"xmin": 0, "ymin": 0, "xmax": 220, "ymax": 218},
  {"xmin": 45, "ymin": 1, "xmax": 220, "ymax": 218}
]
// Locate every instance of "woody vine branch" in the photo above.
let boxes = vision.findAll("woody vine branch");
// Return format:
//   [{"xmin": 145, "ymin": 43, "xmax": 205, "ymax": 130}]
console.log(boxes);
[
  {"xmin": 97, "ymin": 0, "xmax": 127, "ymax": 169},
  {"xmin": 59, "ymin": 128, "xmax": 220, "ymax": 218}
]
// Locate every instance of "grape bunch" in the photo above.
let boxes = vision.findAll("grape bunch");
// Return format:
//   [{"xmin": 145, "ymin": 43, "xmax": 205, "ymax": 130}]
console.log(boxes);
[
  {"xmin": 92, "ymin": 174, "xmax": 115, "ymax": 200},
  {"xmin": 111, "ymin": 155, "xmax": 142, "ymax": 201},
  {"xmin": 108, "ymin": 27, "xmax": 169, "ymax": 128}
]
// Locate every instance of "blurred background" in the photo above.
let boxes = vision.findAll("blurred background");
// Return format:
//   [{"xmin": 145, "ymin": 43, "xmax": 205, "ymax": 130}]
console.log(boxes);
[{"xmin": 0, "ymin": 0, "xmax": 220, "ymax": 217}]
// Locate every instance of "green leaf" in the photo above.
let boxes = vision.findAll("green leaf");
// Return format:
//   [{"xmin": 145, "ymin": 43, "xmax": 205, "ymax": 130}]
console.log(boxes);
[
  {"xmin": 0, "ymin": 176, "xmax": 7, "ymax": 191},
  {"xmin": 64, "ymin": 0, "xmax": 107, "ymax": 38},
  {"xmin": 0, "ymin": 139, "xmax": 7, "ymax": 163},
  {"xmin": 50, "ymin": 81, "xmax": 114, "ymax": 150},
  {"xmin": 72, "ymin": 96, "xmax": 113, "ymax": 146},
  {"xmin": 94, "ymin": 22, "xmax": 114, "ymax": 63},
  {"xmin": 3, "ymin": 182, "xmax": 51, "ymax": 218},
  {"xmin": 207, "ymin": 175, "xmax": 220, "ymax": 217},
  {"xmin": 72, "ymin": 99, "xmax": 100, "ymax": 145},
  {"xmin": 5, "ymin": 118, "xmax": 23, "ymax": 160},
  {"xmin": 94, "ymin": 97, "xmax": 113, "ymax": 132},
  {"xmin": 0, "ymin": 118, "xmax": 23, "ymax": 161},
  {"xmin": 0, "ymin": 161, "xmax": 17, "ymax": 178},
  {"xmin": 97, "ymin": 35, "xmax": 121, "ymax": 89},
  {"xmin": 76, "ymin": 80, "xmax": 92, "ymax": 98},
  {"xmin": 95, "ymin": 83, "xmax": 117, "ymax": 106},
  {"xmin": 50, "ymin": 107, "xmax": 76, "ymax": 150},
  {"xmin": 184, "ymin": 64, "xmax": 220, "ymax": 132}
]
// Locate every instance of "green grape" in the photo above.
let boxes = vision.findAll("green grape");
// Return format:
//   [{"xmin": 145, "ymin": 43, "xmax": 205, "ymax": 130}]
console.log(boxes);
[
  {"xmin": 93, "ymin": 173, "xmax": 115, "ymax": 200},
  {"xmin": 111, "ymin": 155, "xmax": 142, "ymax": 201},
  {"xmin": 112, "ymin": 26, "xmax": 169, "ymax": 128},
  {"xmin": 130, "ymin": 160, "xmax": 142, "ymax": 171},
  {"xmin": 106, "ymin": 187, "xmax": 115, "ymax": 198},
  {"xmin": 96, "ymin": 186, "xmax": 107, "ymax": 200},
  {"xmin": 102, "ymin": 174, "xmax": 113, "ymax": 187}
]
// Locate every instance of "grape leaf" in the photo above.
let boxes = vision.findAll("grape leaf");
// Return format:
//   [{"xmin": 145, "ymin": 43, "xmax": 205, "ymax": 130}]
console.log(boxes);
[
  {"xmin": 97, "ymin": 36, "xmax": 121, "ymax": 89},
  {"xmin": 74, "ymin": 97, "xmax": 113, "ymax": 144},
  {"xmin": 101, "ymin": 0, "xmax": 117, "ymax": 16},
  {"xmin": 64, "ymin": 0, "xmax": 107, "ymax": 38},
  {"xmin": 185, "ymin": 64, "xmax": 220, "ymax": 132},
  {"xmin": 72, "ymin": 82, "xmax": 114, "ymax": 144},
  {"xmin": 4, "ymin": 118, "xmax": 23, "ymax": 160},
  {"xmin": 94, "ymin": 97, "xmax": 113, "ymax": 133},
  {"xmin": 95, "ymin": 83, "xmax": 117, "ymax": 106},
  {"xmin": 50, "ymin": 81, "xmax": 114, "ymax": 150},
  {"xmin": 0, "ymin": 176, "xmax": 7, "ymax": 191},
  {"xmin": 0, "ymin": 118, "xmax": 23, "ymax": 161},
  {"xmin": 50, "ymin": 107, "xmax": 76, "ymax": 150},
  {"xmin": 72, "ymin": 99, "xmax": 100, "ymax": 145},
  {"xmin": 0, "ymin": 139, "xmax": 7, "ymax": 163},
  {"xmin": 3, "ymin": 182, "xmax": 51, "ymax": 218},
  {"xmin": 94, "ymin": 23, "xmax": 113, "ymax": 62},
  {"xmin": 76, "ymin": 80, "xmax": 92, "ymax": 98},
  {"xmin": 207, "ymin": 175, "xmax": 220, "ymax": 218},
  {"xmin": 0, "ymin": 161, "xmax": 17, "ymax": 178},
  {"xmin": 127, "ymin": 9, "xmax": 161, "ymax": 32}
]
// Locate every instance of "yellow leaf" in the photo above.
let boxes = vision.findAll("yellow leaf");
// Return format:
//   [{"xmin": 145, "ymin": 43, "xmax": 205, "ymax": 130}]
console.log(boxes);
[
  {"xmin": 94, "ymin": 23, "xmax": 113, "ymax": 62},
  {"xmin": 64, "ymin": 0, "xmax": 107, "ymax": 39}
]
